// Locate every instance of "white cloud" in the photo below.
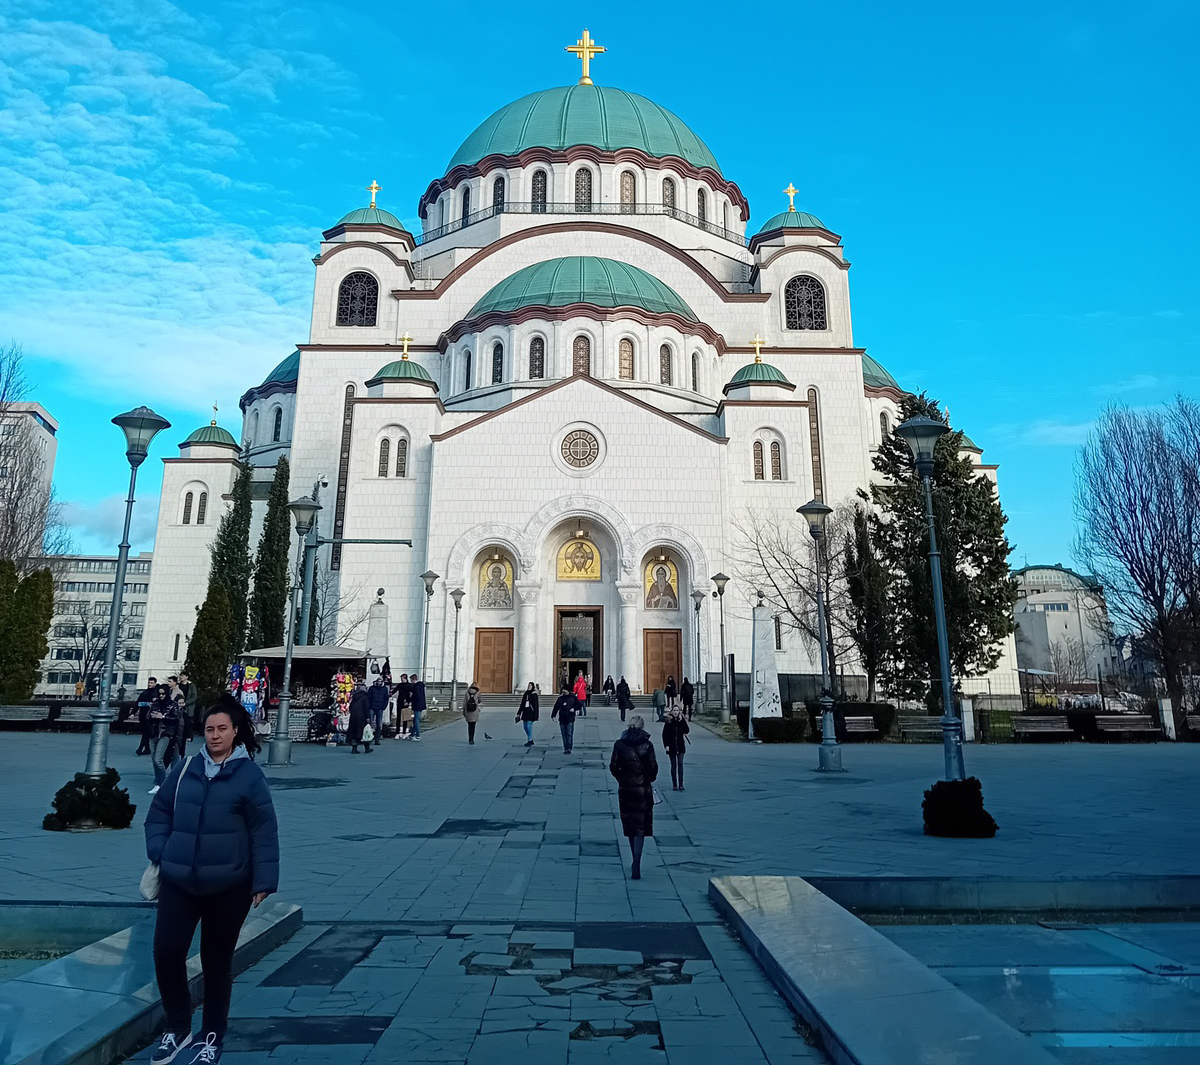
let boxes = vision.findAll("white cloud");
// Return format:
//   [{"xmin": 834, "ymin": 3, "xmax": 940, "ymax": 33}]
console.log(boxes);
[
  {"xmin": 61, "ymin": 490, "xmax": 160, "ymax": 553},
  {"xmin": 1023, "ymin": 420, "xmax": 1094, "ymax": 446}
]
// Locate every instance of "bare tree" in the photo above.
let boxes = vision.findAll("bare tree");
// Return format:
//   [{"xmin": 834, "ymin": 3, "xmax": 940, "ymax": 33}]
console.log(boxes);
[
  {"xmin": 1048, "ymin": 636, "xmax": 1089, "ymax": 687},
  {"xmin": 307, "ymin": 562, "xmax": 373, "ymax": 647},
  {"xmin": 51, "ymin": 597, "xmax": 138, "ymax": 691}
]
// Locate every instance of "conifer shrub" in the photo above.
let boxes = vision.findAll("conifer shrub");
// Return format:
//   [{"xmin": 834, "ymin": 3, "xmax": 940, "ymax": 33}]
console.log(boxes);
[
  {"xmin": 42, "ymin": 769, "xmax": 136, "ymax": 831},
  {"xmin": 752, "ymin": 717, "xmax": 808, "ymax": 742},
  {"xmin": 921, "ymin": 776, "xmax": 998, "ymax": 838}
]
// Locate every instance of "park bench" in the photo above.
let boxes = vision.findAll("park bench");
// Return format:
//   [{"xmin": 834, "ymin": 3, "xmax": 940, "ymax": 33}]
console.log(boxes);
[
  {"xmin": 898, "ymin": 715, "xmax": 943, "ymax": 742},
  {"xmin": 1094, "ymin": 713, "xmax": 1159, "ymax": 741},
  {"xmin": 0, "ymin": 706, "xmax": 48, "ymax": 722},
  {"xmin": 1011, "ymin": 715, "xmax": 1076, "ymax": 742},
  {"xmin": 1185, "ymin": 714, "xmax": 1200, "ymax": 734},
  {"xmin": 817, "ymin": 715, "xmax": 879, "ymax": 741}
]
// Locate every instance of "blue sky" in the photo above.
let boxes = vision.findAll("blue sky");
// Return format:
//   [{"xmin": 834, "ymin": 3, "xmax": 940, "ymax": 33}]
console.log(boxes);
[{"xmin": 1, "ymin": 0, "xmax": 1196, "ymax": 563}]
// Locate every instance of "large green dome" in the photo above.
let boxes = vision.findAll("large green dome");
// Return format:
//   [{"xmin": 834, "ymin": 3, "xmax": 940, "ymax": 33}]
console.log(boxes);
[
  {"xmin": 468, "ymin": 257, "xmax": 697, "ymax": 320},
  {"xmin": 862, "ymin": 353, "xmax": 899, "ymax": 390},
  {"xmin": 448, "ymin": 84, "xmax": 722, "ymax": 175}
]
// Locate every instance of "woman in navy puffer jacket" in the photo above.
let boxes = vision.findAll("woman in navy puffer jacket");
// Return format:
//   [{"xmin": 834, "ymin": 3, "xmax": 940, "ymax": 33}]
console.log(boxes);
[{"xmin": 144, "ymin": 695, "xmax": 278, "ymax": 1065}]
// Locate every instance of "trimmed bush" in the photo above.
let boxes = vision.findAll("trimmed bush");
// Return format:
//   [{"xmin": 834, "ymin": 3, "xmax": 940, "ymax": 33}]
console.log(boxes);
[
  {"xmin": 752, "ymin": 717, "xmax": 808, "ymax": 743},
  {"xmin": 921, "ymin": 776, "xmax": 998, "ymax": 838},
  {"xmin": 43, "ymin": 769, "xmax": 136, "ymax": 831}
]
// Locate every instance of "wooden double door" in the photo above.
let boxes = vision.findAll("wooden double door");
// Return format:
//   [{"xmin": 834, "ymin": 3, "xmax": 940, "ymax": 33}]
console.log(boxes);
[
  {"xmin": 474, "ymin": 628, "xmax": 513, "ymax": 693},
  {"xmin": 643, "ymin": 629, "xmax": 682, "ymax": 693}
]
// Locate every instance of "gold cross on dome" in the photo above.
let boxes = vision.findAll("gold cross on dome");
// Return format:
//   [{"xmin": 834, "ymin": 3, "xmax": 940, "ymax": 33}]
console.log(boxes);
[
  {"xmin": 366, "ymin": 179, "xmax": 382, "ymax": 208},
  {"xmin": 566, "ymin": 29, "xmax": 605, "ymax": 85},
  {"xmin": 400, "ymin": 332, "xmax": 412, "ymax": 360},
  {"xmin": 211, "ymin": 400, "xmax": 218, "ymax": 426},
  {"xmin": 783, "ymin": 183, "xmax": 798, "ymax": 212},
  {"xmin": 750, "ymin": 334, "xmax": 765, "ymax": 362}
]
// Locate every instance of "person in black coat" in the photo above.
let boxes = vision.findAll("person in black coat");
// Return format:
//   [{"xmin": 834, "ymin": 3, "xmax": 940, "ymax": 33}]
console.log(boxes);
[
  {"xmin": 144, "ymin": 696, "xmax": 278, "ymax": 1062},
  {"xmin": 149, "ymin": 686, "xmax": 180, "ymax": 794},
  {"xmin": 367, "ymin": 678, "xmax": 389, "ymax": 740},
  {"xmin": 346, "ymin": 682, "xmax": 373, "ymax": 753},
  {"xmin": 680, "ymin": 677, "xmax": 695, "ymax": 720},
  {"xmin": 602, "ymin": 675, "xmax": 616, "ymax": 706},
  {"xmin": 391, "ymin": 673, "xmax": 412, "ymax": 735},
  {"xmin": 662, "ymin": 708, "xmax": 690, "ymax": 790},
  {"xmin": 551, "ymin": 684, "xmax": 578, "ymax": 753},
  {"xmin": 609, "ymin": 716, "xmax": 658, "ymax": 879},
  {"xmin": 409, "ymin": 679, "xmax": 427, "ymax": 740},
  {"xmin": 616, "ymin": 676, "xmax": 632, "ymax": 723},
  {"xmin": 136, "ymin": 677, "xmax": 157, "ymax": 755},
  {"xmin": 516, "ymin": 682, "xmax": 539, "ymax": 746},
  {"xmin": 664, "ymin": 675, "xmax": 678, "ymax": 711}
]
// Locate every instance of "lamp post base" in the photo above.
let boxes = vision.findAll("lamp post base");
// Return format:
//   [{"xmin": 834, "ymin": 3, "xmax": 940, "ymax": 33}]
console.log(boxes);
[
  {"xmin": 817, "ymin": 702, "xmax": 846, "ymax": 772},
  {"xmin": 83, "ymin": 709, "xmax": 115, "ymax": 780},
  {"xmin": 265, "ymin": 736, "xmax": 293, "ymax": 767}
]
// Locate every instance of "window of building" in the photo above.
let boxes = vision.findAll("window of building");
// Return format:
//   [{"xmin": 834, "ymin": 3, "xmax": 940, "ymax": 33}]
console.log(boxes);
[
  {"xmin": 753, "ymin": 441, "xmax": 764, "ymax": 480},
  {"xmin": 620, "ymin": 171, "xmax": 635, "ymax": 213},
  {"xmin": 122, "ymin": 672, "xmax": 138, "ymax": 686},
  {"xmin": 128, "ymin": 626, "xmax": 143, "ymax": 639},
  {"xmin": 572, "ymin": 335, "xmax": 591, "ymax": 376},
  {"xmin": 529, "ymin": 337, "xmax": 545, "ymax": 379},
  {"xmin": 492, "ymin": 342, "xmax": 503, "ymax": 384},
  {"xmin": 124, "ymin": 649, "xmax": 140, "ymax": 662},
  {"xmin": 532, "ymin": 170, "xmax": 547, "ymax": 212},
  {"xmin": 336, "ymin": 271, "xmax": 378, "ymax": 326},
  {"xmin": 880, "ymin": 411, "xmax": 890, "ymax": 441},
  {"xmin": 93, "ymin": 601, "xmax": 108, "ymax": 615},
  {"xmin": 659, "ymin": 344, "xmax": 672, "ymax": 386},
  {"xmin": 770, "ymin": 441, "xmax": 783, "ymax": 480},
  {"xmin": 723, "ymin": 202, "xmax": 729, "ymax": 231},
  {"xmin": 196, "ymin": 492, "xmax": 208, "ymax": 525},
  {"xmin": 808, "ymin": 388, "xmax": 824, "ymax": 499},
  {"xmin": 663, "ymin": 177, "xmax": 676, "ymax": 210},
  {"xmin": 250, "ymin": 409, "xmax": 259, "ymax": 442},
  {"xmin": 575, "ymin": 168, "xmax": 592, "ymax": 211},
  {"xmin": 784, "ymin": 275, "xmax": 828, "ymax": 330},
  {"xmin": 696, "ymin": 187, "xmax": 707, "ymax": 224},
  {"xmin": 396, "ymin": 438, "xmax": 408, "ymax": 478},
  {"xmin": 182, "ymin": 491, "xmax": 193, "ymax": 525},
  {"xmin": 378, "ymin": 438, "xmax": 390, "ymax": 477},
  {"xmin": 619, "ymin": 338, "xmax": 634, "ymax": 380},
  {"xmin": 129, "ymin": 603, "xmax": 145, "ymax": 617},
  {"xmin": 461, "ymin": 185, "xmax": 472, "ymax": 225},
  {"xmin": 1042, "ymin": 602, "xmax": 1070, "ymax": 612},
  {"xmin": 492, "ymin": 176, "xmax": 505, "ymax": 213},
  {"xmin": 272, "ymin": 407, "xmax": 283, "ymax": 442},
  {"xmin": 691, "ymin": 352, "xmax": 700, "ymax": 392},
  {"xmin": 774, "ymin": 614, "xmax": 783, "ymax": 651},
  {"xmin": 463, "ymin": 351, "xmax": 473, "ymax": 391},
  {"xmin": 173, "ymin": 633, "xmax": 180, "ymax": 659},
  {"xmin": 439, "ymin": 198, "xmax": 446, "ymax": 229}
]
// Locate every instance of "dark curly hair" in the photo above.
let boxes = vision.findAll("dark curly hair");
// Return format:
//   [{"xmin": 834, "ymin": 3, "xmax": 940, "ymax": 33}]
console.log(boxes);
[{"xmin": 202, "ymin": 694, "xmax": 262, "ymax": 757}]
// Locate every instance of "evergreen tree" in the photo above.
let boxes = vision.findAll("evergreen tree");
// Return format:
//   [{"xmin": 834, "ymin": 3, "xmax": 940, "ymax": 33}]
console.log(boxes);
[
  {"xmin": 247, "ymin": 457, "xmax": 291, "ymax": 649},
  {"xmin": 183, "ymin": 583, "xmax": 233, "ymax": 707},
  {"xmin": 0, "ymin": 563, "xmax": 54, "ymax": 702},
  {"xmin": 868, "ymin": 394, "xmax": 1017, "ymax": 709},
  {"xmin": 208, "ymin": 462, "xmax": 253, "ymax": 656},
  {"xmin": 843, "ymin": 504, "xmax": 890, "ymax": 703}
]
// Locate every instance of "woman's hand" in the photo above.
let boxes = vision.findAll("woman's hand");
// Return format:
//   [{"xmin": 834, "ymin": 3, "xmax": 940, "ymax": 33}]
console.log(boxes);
[{"xmin": 252, "ymin": 892, "xmax": 269, "ymax": 908}]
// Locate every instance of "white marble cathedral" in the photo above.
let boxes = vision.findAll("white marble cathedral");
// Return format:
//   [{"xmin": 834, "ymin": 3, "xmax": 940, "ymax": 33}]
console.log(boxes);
[{"xmin": 140, "ymin": 32, "xmax": 1018, "ymax": 698}]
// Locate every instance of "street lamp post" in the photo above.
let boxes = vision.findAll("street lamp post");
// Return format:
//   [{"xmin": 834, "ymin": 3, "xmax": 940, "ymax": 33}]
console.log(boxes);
[
  {"xmin": 420, "ymin": 570, "xmax": 439, "ymax": 683},
  {"xmin": 895, "ymin": 416, "xmax": 966, "ymax": 782},
  {"xmin": 266, "ymin": 497, "xmax": 322, "ymax": 767},
  {"xmin": 798, "ymin": 499, "xmax": 843, "ymax": 772},
  {"xmin": 690, "ymin": 589, "xmax": 705, "ymax": 698},
  {"xmin": 450, "ymin": 587, "xmax": 465, "ymax": 709},
  {"xmin": 711, "ymin": 573, "xmax": 730, "ymax": 723},
  {"xmin": 83, "ymin": 406, "xmax": 170, "ymax": 780}
]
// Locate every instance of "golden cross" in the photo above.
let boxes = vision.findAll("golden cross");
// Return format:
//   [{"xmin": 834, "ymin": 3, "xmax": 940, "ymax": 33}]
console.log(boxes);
[
  {"xmin": 400, "ymin": 332, "xmax": 412, "ymax": 360},
  {"xmin": 566, "ymin": 29, "xmax": 605, "ymax": 85},
  {"xmin": 366, "ymin": 179, "xmax": 382, "ymax": 208},
  {"xmin": 211, "ymin": 400, "xmax": 218, "ymax": 426},
  {"xmin": 750, "ymin": 334, "xmax": 765, "ymax": 362},
  {"xmin": 783, "ymin": 183, "xmax": 798, "ymax": 212}
]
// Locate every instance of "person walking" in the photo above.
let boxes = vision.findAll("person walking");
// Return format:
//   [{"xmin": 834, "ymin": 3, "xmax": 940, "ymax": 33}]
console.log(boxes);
[
  {"xmin": 551, "ymin": 684, "xmax": 578, "ymax": 753},
  {"xmin": 602, "ymin": 675, "xmax": 615, "ymax": 706},
  {"xmin": 409, "ymin": 678, "xmax": 426, "ymax": 740},
  {"xmin": 609, "ymin": 715, "xmax": 658, "ymax": 880},
  {"xmin": 664, "ymin": 675, "xmax": 678, "ymax": 711},
  {"xmin": 516, "ymin": 682, "xmax": 539, "ymax": 746},
  {"xmin": 178, "ymin": 672, "xmax": 198, "ymax": 734},
  {"xmin": 149, "ymin": 685, "xmax": 181, "ymax": 795},
  {"xmin": 166, "ymin": 677, "xmax": 191, "ymax": 759},
  {"xmin": 662, "ymin": 707, "xmax": 690, "ymax": 791},
  {"xmin": 680, "ymin": 677, "xmax": 695, "ymax": 721},
  {"xmin": 346, "ymin": 682, "xmax": 373, "ymax": 753},
  {"xmin": 367, "ymin": 678, "xmax": 389, "ymax": 741},
  {"xmin": 145, "ymin": 695, "xmax": 278, "ymax": 1065},
  {"xmin": 391, "ymin": 673, "xmax": 412, "ymax": 737},
  {"xmin": 136, "ymin": 678, "xmax": 159, "ymax": 756},
  {"xmin": 573, "ymin": 673, "xmax": 588, "ymax": 717},
  {"xmin": 652, "ymin": 686, "xmax": 667, "ymax": 723},
  {"xmin": 616, "ymin": 676, "xmax": 631, "ymax": 723},
  {"xmin": 462, "ymin": 683, "xmax": 482, "ymax": 744}
]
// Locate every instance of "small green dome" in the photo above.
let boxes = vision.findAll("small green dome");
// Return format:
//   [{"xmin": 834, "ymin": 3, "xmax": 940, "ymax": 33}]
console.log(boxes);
[
  {"xmin": 336, "ymin": 206, "xmax": 406, "ymax": 230},
  {"xmin": 727, "ymin": 361, "xmax": 793, "ymax": 388},
  {"xmin": 449, "ymin": 84, "xmax": 722, "ymax": 175},
  {"xmin": 862, "ymin": 353, "xmax": 899, "ymax": 390},
  {"xmin": 755, "ymin": 208, "xmax": 827, "ymax": 235},
  {"xmin": 183, "ymin": 423, "xmax": 239, "ymax": 448},
  {"xmin": 469, "ymin": 257, "xmax": 696, "ymax": 320},
  {"xmin": 368, "ymin": 358, "xmax": 435, "ymax": 385}
]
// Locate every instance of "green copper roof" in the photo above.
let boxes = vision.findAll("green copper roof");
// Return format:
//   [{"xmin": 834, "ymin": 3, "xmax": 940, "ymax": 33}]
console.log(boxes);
[
  {"xmin": 183, "ymin": 423, "xmax": 239, "ymax": 448},
  {"xmin": 469, "ymin": 257, "xmax": 696, "ymax": 321},
  {"xmin": 727, "ymin": 361, "xmax": 793, "ymax": 387},
  {"xmin": 448, "ymin": 85, "xmax": 722, "ymax": 175},
  {"xmin": 368, "ymin": 358, "xmax": 435, "ymax": 385},
  {"xmin": 862, "ymin": 353, "xmax": 899, "ymax": 390},
  {"xmin": 336, "ymin": 205, "xmax": 406, "ymax": 229},
  {"xmin": 755, "ymin": 208, "xmax": 827, "ymax": 235},
  {"xmin": 260, "ymin": 350, "xmax": 300, "ymax": 388}
]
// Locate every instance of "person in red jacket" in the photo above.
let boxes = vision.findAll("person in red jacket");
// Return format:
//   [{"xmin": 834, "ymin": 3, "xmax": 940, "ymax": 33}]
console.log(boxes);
[{"xmin": 573, "ymin": 672, "xmax": 589, "ymax": 717}]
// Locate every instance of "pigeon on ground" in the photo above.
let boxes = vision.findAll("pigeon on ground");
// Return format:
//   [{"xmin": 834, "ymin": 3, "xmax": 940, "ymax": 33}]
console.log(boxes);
[{"xmin": 484, "ymin": 732, "xmax": 493, "ymax": 740}]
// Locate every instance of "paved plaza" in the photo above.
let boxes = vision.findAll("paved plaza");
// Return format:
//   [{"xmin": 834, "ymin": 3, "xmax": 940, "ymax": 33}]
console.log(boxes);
[{"xmin": 2, "ymin": 710, "xmax": 1199, "ymax": 1062}]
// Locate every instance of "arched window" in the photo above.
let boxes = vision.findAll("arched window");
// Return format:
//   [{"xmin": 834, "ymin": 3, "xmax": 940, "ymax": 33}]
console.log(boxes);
[
  {"xmin": 461, "ymin": 185, "xmax": 471, "ymax": 224},
  {"xmin": 173, "ymin": 634, "xmax": 180, "ymax": 660},
  {"xmin": 620, "ymin": 171, "xmax": 636, "ymax": 213},
  {"xmin": 723, "ymin": 202, "xmax": 729, "ymax": 231},
  {"xmin": 575, "ymin": 168, "xmax": 592, "ymax": 212},
  {"xmin": 808, "ymin": 388, "xmax": 825, "ymax": 499},
  {"xmin": 532, "ymin": 170, "xmax": 547, "ymax": 213},
  {"xmin": 492, "ymin": 176, "xmax": 505, "ymax": 213},
  {"xmin": 696, "ymin": 188, "xmax": 707, "ymax": 224},
  {"xmin": 196, "ymin": 492, "xmax": 208, "ymax": 525},
  {"xmin": 378, "ymin": 438, "xmax": 390, "ymax": 477},
  {"xmin": 770, "ymin": 441, "xmax": 782, "ymax": 480},
  {"xmin": 491, "ymin": 342, "xmax": 503, "ymax": 384},
  {"xmin": 774, "ymin": 615, "xmax": 783, "ymax": 651},
  {"xmin": 463, "ymin": 350, "xmax": 473, "ymax": 391},
  {"xmin": 784, "ymin": 275, "xmax": 828, "ymax": 330},
  {"xmin": 250, "ymin": 409, "xmax": 259, "ymax": 443},
  {"xmin": 753, "ymin": 441, "xmax": 765, "ymax": 480},
  {"xmin": 880, "ymin": 411, "xmax": 890, "ymax": 442},
  {"xmin": 619, "ymin": 338, "xmax": 634, "ymax": 380},
  {"xmin": 529, "ymin": 337, "xmax": 545, "ymax": 379},
  {"xmin": 439, "ymin": 198, "xmax": 446, "ymax": 229},
  {"xmin": 572, "ymin": 335, "xmax": 591, "ymax": 376},
  {"xmin": 272, "ymin": 407, "xmax": 282, "ymax": 442},
  {"xmin": 691, "ymin": 352, "xmax": 700, "ymax": 392},
  {"xmin": 336, "ymin": 272, "xmax": 378, "ymax": 327},
  {"xmin": 396, "ymin": 438, "xmax": 408, "ymax": 478},
  {"xmin": 662, "ymin": 177, "xmax": 676, "ymax": 211},
  {"xmin": 659, "ymin": 344, "xmax": 672, "ymax": 386},
  {"xmin": 182, "ymin": 492, "xmax": 193, "ymax": 525}
]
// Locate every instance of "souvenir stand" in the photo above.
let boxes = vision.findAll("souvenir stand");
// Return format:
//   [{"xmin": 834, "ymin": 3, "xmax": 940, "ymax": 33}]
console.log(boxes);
[{"xmin": 241, "ymin": 644, "xmax": 367, "ymax": 742}]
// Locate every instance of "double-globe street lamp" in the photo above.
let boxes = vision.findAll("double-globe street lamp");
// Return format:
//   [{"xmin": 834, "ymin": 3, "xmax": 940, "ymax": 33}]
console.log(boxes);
[
  {"xmin": 450, "ymin": 587, "xmax": 465, "ymax": 709},
  {"xmin": 710, "ymin": 572, "xmax": 730, "ymax": 723},
  {"xmin": 82, "ymin": 406, "xmax": 171, "ymax": 780},
  {"xmin": 420, "ymin": 570, "xmax": 439, "ymax": 683},
  {"xmin": 797, "ymin": 499, "xmax": 843, "ymax": 772},
  {"xmin": 894, "ymin": 416, "xmax": 966, "ymax": 782}
]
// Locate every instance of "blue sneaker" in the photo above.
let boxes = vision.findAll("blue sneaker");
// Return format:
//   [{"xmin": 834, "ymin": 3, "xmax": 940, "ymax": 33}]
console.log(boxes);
[
  {"xmin": 150, "ymin": 1031, "xmax": 192, "ymax": 1065},
  {"xmin": 184, "ymin": 1032, "xmax": 221, "ymax": 1064}
]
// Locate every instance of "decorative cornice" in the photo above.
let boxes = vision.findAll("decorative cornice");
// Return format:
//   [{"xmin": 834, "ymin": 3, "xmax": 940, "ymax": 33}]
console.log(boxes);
[
  {"xmin": 352, "ymin": 396, "xmax": 446, "ymax": 413},
  {"xmin": 717, "ymin": 399, "xmax": 809, "ymax": 412},
  {"xmin": 864, "ymin": 384, "xmax": 911, "ymax": 401},
  {"xmin": 418, "ymin": 145, "xmax": 749, "ymax": 221},
  {"xmin": 749, "ymin": 226, "xmax": 843, "ymax": 257},
  {"xmin": 313, "ymin": 242, "xmax": 415, "ymax": 279},
  {"xmin": 319, "ymin": 223, "xmax": 416, "ymax": 251},
  {"xmin": 239, "ymin": 378, "xmax": 297, "ymax": 411},
  {"xmin": 722, "ymin": 378, "xmax": 797, "ymax": 396}
]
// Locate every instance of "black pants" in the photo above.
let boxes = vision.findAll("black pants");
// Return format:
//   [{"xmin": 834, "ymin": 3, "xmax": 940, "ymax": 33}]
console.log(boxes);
[
  {"xmin": 154, "ymin": 879, "xmax": 252, "ymax": 1039},
  {"xmin": 668, "ymin": 749, "xmax": 685, "ymax": 788},
  {"xmin": 137, "ymin": 707, "xmax": 152, "ymax": 753},
  {"xmin": 467, "ymin": 719, "xmax": 477, "ymax": 742}
]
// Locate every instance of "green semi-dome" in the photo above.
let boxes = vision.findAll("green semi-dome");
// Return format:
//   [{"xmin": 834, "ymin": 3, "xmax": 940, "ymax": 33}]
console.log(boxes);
[
  {"xmin": 260, "ymin": 350, "xmax": 300, "ymax": 388},
  {"xmin": 726, "ymin": 360, "xmax": 794, "ymax": 388},
  {"xmin": 335, "ymin": 205, "xmax": 406, "ymax": 230},
  {"xmin": 367, "ymin": 358, "xmax": 435, "ymax": 386},
  {"xmin": 183, "ymin": 423, "xmax": 239, "ymax": 448},
  {"xmin": 468, "ymin": 257, "xmax": 696, "ymax": 321},
  {"xmin": 448, "ymin": 84, "xmax": 722, "ymax": 175},
  {"xmin": 862, "ymin": 353, "xmax": 899, "ymax": 390},
  {"xmin": 755, "ymin": 208, "xmax": 827, "ymax": 235}
]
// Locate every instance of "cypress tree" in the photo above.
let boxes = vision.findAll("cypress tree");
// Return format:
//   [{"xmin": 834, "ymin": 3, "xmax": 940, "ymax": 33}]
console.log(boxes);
[
  {"xmin": 208, "ymin": 462, "xmax": 253, "ymax": 656},
  {"xmin": 844, "ymin": 504, "xmax": 890, "ymax": 703},
  {"xmin": 867, "ymin": 394, "xmax": 1017, "ymax": 710},
  {"xmin": 183, "ymin": 583, "xmax": 233, "ymax": 707},
  {"xmin": 0, "ymin": 564, "xmax": 54, "ymax": 703},
  {"xmin": 247, "ymin": 457, "xmax": 291, "ymax": 649}
]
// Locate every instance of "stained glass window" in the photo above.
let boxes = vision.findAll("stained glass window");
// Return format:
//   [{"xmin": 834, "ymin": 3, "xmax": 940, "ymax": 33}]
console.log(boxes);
[
  {"xmin": 619, "ymin": 338, "xmax": 634, "ymax": 380},
  {"xmin": 336, "ymin": 271, "xmax": 378, "ymax": 326},
  {"xmin": 575, "ymin": 168, "xmax": 592, "ymax": 212},
  {"xmin": 396, "ymin": 439, "xmax": 408, "ymax": 478},
  {"xmin": 696, "ymin": 188, "xmax": 707, "ymax": 224},
  {"xmin": 463, "ymin": 351, "xmax": 473, "ymax": 391},
  {"xmin": 272, "ymin": 407, "xmax": 282, "ymax": 442},
  {"xmin": 492, "ymin": 342, "xmax": 503, "ymax": 384},
  {"xmin": 493, "ymin": 176, "xmax": 505, "ymax": 213},
  {"xmin": 808, "ymin": 388, "xmax": 824, "ymax": 499},
  {"xmin": 753, "ymin": 441, "xmax": 764, "ymax": 480},
  {"xmin": 662, "ymin": 177, "xmax": 676, "ymax": 209},
  {"xmin": 182, "ymin": 492, "xmax": 193, "ymax": 525},
  {"xmin": 378, "ymin": 439, "xmax": 390, "ymax": 477},
  {"xmin": 691, "ymin": 352, "xmax": 699, "ymax": 392},
  {"xmin": 532, "ymin": 170, "xmax": 547, "ymax": 213},
  {"xmin": 620, "ymin": 171, "xmax": 635, "ymax": 213},
  {"xmin": 770, "ymin": 441, "xmax": 782, "ymax": 480},
  {"xmin": 573, "ymin": 335, "xmax": 591, "ymax": 376},
  {"xmin": 529, "ymin": 337, "xmax": 545, "ymax": 379},
  {"xmin": 880, "ymin": 412, "xmax": 890, "ymax": 441},
  {"xmin": 561, "ymin": 430, "xmax": 599, "ymax": 468},
  {"xmin": 659, "ymin": 344, "xmax": 672, "ymax": 386},
  {"xmin": 197, "ymin": 492, "xmax": 208, "ymax": 525},
  {"xmin": 784, "ymin": 275, "xmax": 827, "ymax": 330},
  {"xmin": 461, "ymin": 185, "xmax": 471, "ymax": 224},
  {"xmin": 774, "ymin": 615, "xmax": 783, "ymax": 650}
]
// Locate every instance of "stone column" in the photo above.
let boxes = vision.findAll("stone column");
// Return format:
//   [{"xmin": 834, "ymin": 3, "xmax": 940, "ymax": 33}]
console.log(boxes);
[
  {"xmin": 515, "ymin": 579, "xmax": 542, "ymax": 692},
  {"xmin": 616, "ymin": 580, "xmax": 642, "ymax": 691}
]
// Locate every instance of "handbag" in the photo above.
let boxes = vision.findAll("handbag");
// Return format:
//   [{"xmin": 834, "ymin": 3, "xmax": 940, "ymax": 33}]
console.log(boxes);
[
  {"xmin": 653, "ymin": 786, "xmax": 664, "ymax": 806},
  {"xmin": 362, "ymin": 723, "xmax": 375, "ymax": 743},
  {"xmin": 139, "ymin": 755, "xmax": 193, "ymax": 901}
]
